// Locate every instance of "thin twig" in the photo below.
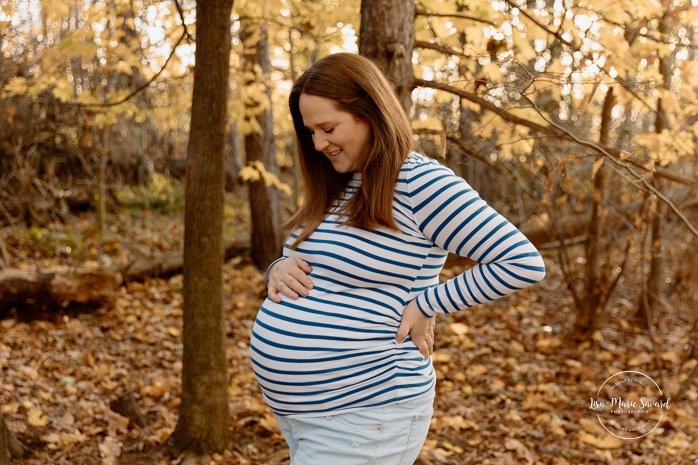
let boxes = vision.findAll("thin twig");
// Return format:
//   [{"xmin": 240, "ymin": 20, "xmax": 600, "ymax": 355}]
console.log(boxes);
[
  {"xmin": 414, "ymin": 77, "xmax": 696, "ymax": 188},
  {"xmin": 553, "ymin": 212, "xmax": 582, "ymax": 310},
  {"xmin": 85, "ymin": 29, "xmax": 187, "ymax": 108},
  {"xmin": 519, "ymin": 93, "xmax": 698, "ymax": 239},
  {"xmin": 172, "ymin": 0, "xmax": 193, "ymax": 41},
  {"xmin": 501, "ymin": 0, "xmax": 657, "ymax": 113},
  {"xmin": 415, "ymin": 9, "xmax": 496, "ymax": 26},
  {"xmin": 414, "ymin": 40, "xmax": 477, "ymax": 61},
  {"xmin": 413, "ymin": 129, "xmax": 499, "ymax": 169}
]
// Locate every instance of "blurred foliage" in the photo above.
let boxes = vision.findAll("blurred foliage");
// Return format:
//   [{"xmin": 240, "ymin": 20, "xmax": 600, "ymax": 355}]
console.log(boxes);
[{"xmin": 112, "ymin": 173, "xmax": 185, "ymax": 213}]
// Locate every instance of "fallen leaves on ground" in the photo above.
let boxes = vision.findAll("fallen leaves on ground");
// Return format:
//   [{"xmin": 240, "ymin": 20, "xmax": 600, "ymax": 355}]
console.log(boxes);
[{"xmin": 1, "ymin": 208, "xmax": 697, "ymax": 465}]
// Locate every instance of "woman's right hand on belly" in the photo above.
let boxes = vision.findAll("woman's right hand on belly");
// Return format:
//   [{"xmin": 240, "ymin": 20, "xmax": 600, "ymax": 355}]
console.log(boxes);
[{"xmin": 267, "ymin": 257, "xmax": 315, "ymax": 303}]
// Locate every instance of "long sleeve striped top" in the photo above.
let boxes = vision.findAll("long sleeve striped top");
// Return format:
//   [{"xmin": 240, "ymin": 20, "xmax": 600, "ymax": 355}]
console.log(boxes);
[{"xmin": 250, "ymin": 152, "xmax": 545, "ymax": 417}]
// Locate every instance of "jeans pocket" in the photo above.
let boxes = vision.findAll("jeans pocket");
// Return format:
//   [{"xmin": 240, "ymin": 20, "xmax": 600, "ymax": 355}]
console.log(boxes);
[
  {"xmin": 332, "ymin": 409, "xmax": 384, "ymax": 431},
  {"xmin": 397, "ymin": 410, "xmax": 433, "ymax": 465}
]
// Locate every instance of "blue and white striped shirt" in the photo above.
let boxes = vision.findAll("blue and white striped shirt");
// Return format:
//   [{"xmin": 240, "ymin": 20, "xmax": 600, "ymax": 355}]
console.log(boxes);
[{"xmin": 250, "ymin": 153, "xmax": 545, "ymax": 417}]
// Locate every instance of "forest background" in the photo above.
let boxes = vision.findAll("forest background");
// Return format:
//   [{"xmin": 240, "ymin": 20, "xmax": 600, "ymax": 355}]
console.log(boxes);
[{"xmin": 0, "ymin": 0, "xmax": 697, "ymax": 464}]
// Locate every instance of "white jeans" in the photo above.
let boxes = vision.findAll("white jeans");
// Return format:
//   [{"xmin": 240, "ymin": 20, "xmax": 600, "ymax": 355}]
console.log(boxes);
[{"xmin": 276, "ymin": 395, "xmax": 434, "ymax": 465}]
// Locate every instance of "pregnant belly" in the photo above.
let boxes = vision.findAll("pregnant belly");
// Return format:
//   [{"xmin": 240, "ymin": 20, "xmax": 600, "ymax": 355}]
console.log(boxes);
[{"xmin": 249, "ymin": 300, "xmax": 403, "ymax": 395}]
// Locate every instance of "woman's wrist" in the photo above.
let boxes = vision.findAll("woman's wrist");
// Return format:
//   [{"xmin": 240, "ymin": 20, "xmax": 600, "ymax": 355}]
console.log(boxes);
[{"xmin": 265, "ymin": 257, "xmax": 286, "ymax": 285}]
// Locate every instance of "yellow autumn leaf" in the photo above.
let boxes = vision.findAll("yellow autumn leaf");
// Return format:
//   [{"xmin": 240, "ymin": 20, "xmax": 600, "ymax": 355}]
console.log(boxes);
[
  {"xmin": 579, "ymin": 431, "xmax": 623, "ymax": 449},
  {"xmin": 40, "ymin": 432, "xmax": 61, "ymax": 444},
  {"xmin": 58, "ymin": 32, "xmax": 99, "ymax": 61},
  {"xmin": 28, "ymin": 408, "xmax": 49, "ymax": 427},
  {"xmin": 413, "ymin": 115, "xmax": 444, "ymax": 132},
  {"xmin": 628, "ymin": 351, "xmax": 652, "ymax": 366},
  {"xmin": 53, "ymin": 78, "xmax": 75, "ymax": 102},
  {"xmin": 58, "ymin": 431, "xmax": 88, "ymax": 447},
  {"xmin": 434, "ymin": 415, "xmax": 478, "ymax": 431},
  {"xmin": 466, "ymin": 364, "xmax": 488, "ymax": 378},
  {"xmin": 239, "ymin": 162, "xmax": 291, "ymax": 195},
  {"xmin": 114, "ymin": 61, "xmax": 134, "ymax": 76},
  {"xmin": 441, "ymin": 441, "xmax": 464, "ymax": 453},
  {"xmin": 591, "ymin": 157, "xmax": 604, "ymax": 179},
  {"xmin": 659, "ymin": 351, "xmax": 680, "ymax": 364},
  {"xmin": 141, "ymin": 381, "xmax": 168, "ymax": 399},
  {"xmin": 579, "ymin": 417, "xmax": 605, "ymax": 435},
  {"xmin": 449, "ymin": 322, "xmax": 469, "ymax": 336},
  {"xmin": 239, "ymin": 165, "xmax": 261, "ymax": 183},
  {"xmin": 165, "ymin": 326, "xmax": 180, "ymax": 337},
  {"xmin": 3, "ymin": 76, "xmax": 27, "ymax": 95},
  {"xmin": 429, "ymin": 448, "xmax": 454, "ymax": 462},
  {"xmin": 2, "ymin": 403, "xmax": 19, "ymax": 414},
  {"xmin": 536, "ymin": 412, "xmax": 566, "ymax": 436},
  {"xmin": 43, "ymin": 1, "xmax": 70, "ymax": 21},
  {"xmin": 94, "ymin": 112, "xmax": 119, "ymax": 128},
  {"xmin": 680, "ymin": 60, "xmax": 698, "ymax": 88}
]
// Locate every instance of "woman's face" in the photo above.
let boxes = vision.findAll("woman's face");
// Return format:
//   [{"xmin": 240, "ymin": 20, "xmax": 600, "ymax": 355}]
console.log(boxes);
[{"xmin": 298, "ymin": 93, "xmax": 371, "ymax": 173}]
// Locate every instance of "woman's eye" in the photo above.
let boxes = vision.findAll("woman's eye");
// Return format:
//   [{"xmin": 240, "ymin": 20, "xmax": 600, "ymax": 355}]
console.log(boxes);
[{"xmin": 324, "ymin": 127, "xmax": 334, "ymax": 133}]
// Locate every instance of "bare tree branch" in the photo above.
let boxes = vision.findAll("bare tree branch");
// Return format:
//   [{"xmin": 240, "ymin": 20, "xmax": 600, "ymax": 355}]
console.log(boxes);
[
  {"xmin": 414, "ymin": 40, "xmax": 477, "ymax": 60},
  {"xmin": 414, "ymin": 77, "xmax": 697, "ymax": 188},
  {"xmin": 572, "ymin": 2, "xmax": 697, "ymax": 49},
  {"xmin": 414, "ymin": 128, "xmax": 500, "ymax": 169},
  {"xmin": 84, "ymin": 28, "xmax": 187, "ymax": 108},
  {"xmin": 415, "ymin": 9, "xmax": 496, "ymax": 26},
  {"xmin": 173, "ymin": 0, "xmax": 193, "ymax": 41},
  {"xmin": 76, "ymin": 0, "xmax": 193, "ymax": 108},
  {"xmin": 519, "ymin": 93, "xmax": 698, "ymax": 239},
  {"xmin": 501, "ymin": 0, "xmax": 656, "ymax": 113}
]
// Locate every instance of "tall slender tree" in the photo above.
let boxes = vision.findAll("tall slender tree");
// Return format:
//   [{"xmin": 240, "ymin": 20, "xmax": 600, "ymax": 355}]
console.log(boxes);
[
  {"xmin": 169, "ymin": 0, "xmax": 234, "ymax": 457},
  {"xmin": 638, "ymin": 0, "xmax": 676, "ymax": 325},
  {"xmin": 241, "ymin": 22, "xmax": 282, "ymax": 269}
]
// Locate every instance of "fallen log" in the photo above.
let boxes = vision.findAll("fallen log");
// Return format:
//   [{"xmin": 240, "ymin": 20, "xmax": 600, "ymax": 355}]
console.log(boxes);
[
  {"xmin": 0, "ymin": 240, "xmax": 249, "ymax": 315},
  {"xmin": 0, "ymin": 415, "xmax": 24, "ymax": 465},
  {"xmin": 0, "ymin": 268, "xmax": 121, "ymax": 311},
  {"xmin": 113, "ymin": 239, "xmax": 249, "ymax": 282}
]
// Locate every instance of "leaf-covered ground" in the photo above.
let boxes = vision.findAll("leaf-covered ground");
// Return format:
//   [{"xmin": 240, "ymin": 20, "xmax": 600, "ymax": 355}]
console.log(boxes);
[{"xmin": 1, "ymin": 202, "xmax": 696, "ymax": 465}]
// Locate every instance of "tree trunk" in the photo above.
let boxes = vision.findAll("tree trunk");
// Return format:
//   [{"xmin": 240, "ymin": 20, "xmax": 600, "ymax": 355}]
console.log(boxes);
[
  {"xmin": 573, "ymin": 87, "xmax": 615, "ymax": 339},
  {"xmin": 241, "ymin": 23, "xmax": 282, "ymax": 269},
  {"xmin": 288, "ymin": 28, "xmax": 302, "ymax": 211},
  {"xmin": 638, "ymin": 192, "xmax": 667, "ymax": 324},
  {"xmin": 170, "ymin": 0, "xmax": 233, "ymax": 455},
  {"xmin": 637, "ymin": 5, "xmax": 674, "ymax": 325},
  {"xmin": 98, "ymin": 134, "xmax": 108, "ymax": 234},
  {"xmin": 359, "ymin": 0, "xmax": 415, "ymax": 114}
]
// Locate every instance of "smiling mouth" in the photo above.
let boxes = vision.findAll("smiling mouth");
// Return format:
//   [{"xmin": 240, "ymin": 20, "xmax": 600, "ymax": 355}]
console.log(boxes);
[{"xmin": 327, "ymin": 149, "xmax": 342, "ymax": 157}]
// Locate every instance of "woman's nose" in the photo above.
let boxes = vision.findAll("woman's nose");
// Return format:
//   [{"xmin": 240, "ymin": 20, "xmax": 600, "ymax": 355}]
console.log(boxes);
[{"xmin": 313, "ymin": 134, "xmax": 329, "ymax": 151}]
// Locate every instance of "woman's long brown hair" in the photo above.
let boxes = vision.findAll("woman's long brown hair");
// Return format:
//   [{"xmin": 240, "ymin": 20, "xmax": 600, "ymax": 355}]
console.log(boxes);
[{"xmin": 285, "ymin": 53, "xmax": 413, "ymax": 248}]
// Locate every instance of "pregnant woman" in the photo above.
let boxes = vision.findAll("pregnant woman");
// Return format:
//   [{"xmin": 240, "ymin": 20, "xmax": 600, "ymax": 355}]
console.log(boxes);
[{"xmin": 250, "ymin": 52, "xmax": 546, "ymax": 465}]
